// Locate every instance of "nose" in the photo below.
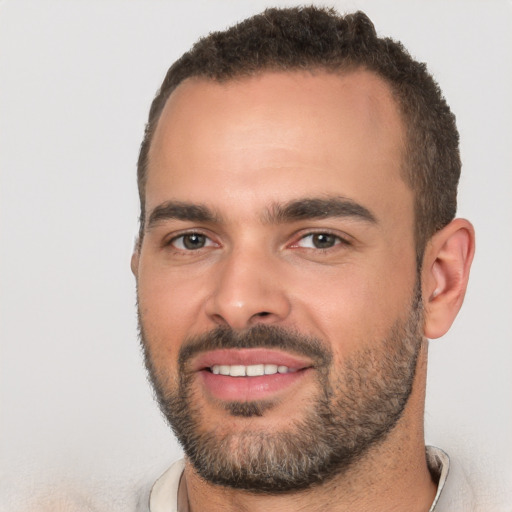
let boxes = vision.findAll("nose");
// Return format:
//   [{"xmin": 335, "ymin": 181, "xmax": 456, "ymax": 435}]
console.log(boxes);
[{"xmin": 205, "ymin": 246, "xmax": 292, "ymax": 330}]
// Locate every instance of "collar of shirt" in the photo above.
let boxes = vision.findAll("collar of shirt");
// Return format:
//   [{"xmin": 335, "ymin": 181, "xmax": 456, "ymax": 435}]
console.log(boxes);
[{"xmin": 149, "ymin": 446, "xmax": 472, "ymax": 512}]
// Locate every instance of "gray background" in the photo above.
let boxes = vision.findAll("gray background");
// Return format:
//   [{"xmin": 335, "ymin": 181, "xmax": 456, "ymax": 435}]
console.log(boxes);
[{"xmin": 1, "ymin": 1, "xmax": 511, "ymax": 510}]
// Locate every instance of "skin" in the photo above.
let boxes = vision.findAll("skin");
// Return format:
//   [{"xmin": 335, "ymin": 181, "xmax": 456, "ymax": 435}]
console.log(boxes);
[{"xmin": 132, "ymin": 70, "xmax": 475, "ymax": 511}]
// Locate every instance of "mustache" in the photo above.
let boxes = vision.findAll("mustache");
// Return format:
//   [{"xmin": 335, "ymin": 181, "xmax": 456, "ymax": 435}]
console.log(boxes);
[{"xmin": 178, "ymin": 324, "xmax": 332, "ymax": 369}]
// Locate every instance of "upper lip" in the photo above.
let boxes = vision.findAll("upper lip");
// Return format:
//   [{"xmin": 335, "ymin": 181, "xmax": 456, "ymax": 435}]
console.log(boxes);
[{"xmin": 191, "ymin": 348, "xmax": 314, "ymax": 372}]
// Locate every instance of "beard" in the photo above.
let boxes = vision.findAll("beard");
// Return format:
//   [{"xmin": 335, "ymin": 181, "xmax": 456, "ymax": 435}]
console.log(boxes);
[{"xmin": 139, "ymin": 283, "xmax": 424, "ymax": 493}]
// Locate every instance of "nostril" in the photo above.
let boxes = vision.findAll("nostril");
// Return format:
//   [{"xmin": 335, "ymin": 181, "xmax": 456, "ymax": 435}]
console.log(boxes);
[{"xmin": 256, "ymin": 312, "xmax": 271, "ymax": 317}]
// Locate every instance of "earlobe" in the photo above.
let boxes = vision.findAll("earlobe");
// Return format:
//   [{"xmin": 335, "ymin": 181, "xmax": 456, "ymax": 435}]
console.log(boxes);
[{"xmin": 422, "ymin": 219, "xmax": 475, "ymax": 339}]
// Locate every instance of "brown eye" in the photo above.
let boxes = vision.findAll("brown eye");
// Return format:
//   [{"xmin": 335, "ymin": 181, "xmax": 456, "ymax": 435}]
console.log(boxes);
[
  {"xmin": 172, "ymin": 233, "xmax": 210, "ymax": 250},
  {"xmin": 296, "ymin": 233, "xmax": 342, "ymax": 249},
  {"xmin": 311, "ymin": 233, "xmax": 337, "ymax": 249}
]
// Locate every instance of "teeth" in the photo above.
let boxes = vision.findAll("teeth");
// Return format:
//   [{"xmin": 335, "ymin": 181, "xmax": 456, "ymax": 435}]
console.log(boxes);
[
  {"xmin": 229, "ymin": 365, "xmax": 245, "ymax": 377},
  {"xmin": 246, "ymin": 364, "xmax": 264, "ymax": 377},
  {"xmin": 218, "ymin": 365, "xmax": 230, "ymax": 376},
  {"xmin": 210, "ymin": 364, "xmax": 295, "ymax": 376},
  {"xmin": 264, "ymin": 364, "xmax": 278, "ymax": 375}
]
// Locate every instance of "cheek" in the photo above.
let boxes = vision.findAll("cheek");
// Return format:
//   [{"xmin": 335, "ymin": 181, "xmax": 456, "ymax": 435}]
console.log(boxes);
[
  {"xmin": 290, "ymin": 258, "xmax": 416, "ymax": 356},
  {"xmin": 137, "ymin": 267, "xmax": 208, "ymax": 369},
  {"xmin": 293, "ymin": 275, "xmax": 382, "ymax": 348}
]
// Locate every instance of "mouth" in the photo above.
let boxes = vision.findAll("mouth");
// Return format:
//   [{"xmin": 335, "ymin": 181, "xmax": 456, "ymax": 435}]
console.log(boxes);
[
  {"xmin": 210, "ymin": 363, "xmax": 298, "ymax": 376},
  {"xmin": 192, "ymin": 348, "xmax": 314, "ymax": 402}
]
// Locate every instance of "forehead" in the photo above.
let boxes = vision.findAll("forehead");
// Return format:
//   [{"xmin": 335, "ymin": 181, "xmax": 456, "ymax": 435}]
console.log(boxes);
[{"xmin": 146, "ymin": 69, "xmax": 409, "ymax": 221}]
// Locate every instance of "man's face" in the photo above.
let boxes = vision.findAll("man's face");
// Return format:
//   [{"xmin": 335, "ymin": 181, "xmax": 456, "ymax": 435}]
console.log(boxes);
[{"xmin": 134, "ymin": 70, "xmax": 421, "ymax": 490}]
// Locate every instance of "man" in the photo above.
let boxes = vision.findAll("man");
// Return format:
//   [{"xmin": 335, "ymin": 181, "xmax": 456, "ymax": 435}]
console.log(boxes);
[{"xmin": 131, "ymin": 7, "xmax": 475, "ymax": 511}]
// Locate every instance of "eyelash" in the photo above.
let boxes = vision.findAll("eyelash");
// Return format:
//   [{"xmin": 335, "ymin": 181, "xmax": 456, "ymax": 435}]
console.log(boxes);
[
  {"xmin": 290, "ymin": 230, "xmax": 351, "ymax": 251},
  {"xmin": 165, "ymin": 229, "xmax": 351, "ymax": 254},
  {"xmin": 166, "ymin": 231, "xmax": 217, "ymax": 251}
]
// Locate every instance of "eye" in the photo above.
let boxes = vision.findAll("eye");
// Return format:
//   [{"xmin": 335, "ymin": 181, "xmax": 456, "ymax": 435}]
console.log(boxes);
[
  {"xmin": 170, "ymin": 233, "xmax": 215, "ymax": 250},
  {"xmin": 295, "ymin": 233, "xmax": 345, "ymax": 249}
]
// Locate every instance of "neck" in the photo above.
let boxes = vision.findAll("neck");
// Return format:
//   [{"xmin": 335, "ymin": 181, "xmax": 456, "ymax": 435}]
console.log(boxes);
[{"xmin": 179, "ymin": 344, "xmax": 435, "ymax": 512}]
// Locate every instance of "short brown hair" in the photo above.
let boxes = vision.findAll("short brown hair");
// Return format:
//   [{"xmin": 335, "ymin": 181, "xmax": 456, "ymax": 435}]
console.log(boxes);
[{"xmin": 137, "ymin": 7, "xmax": 460, "ymax": 260}]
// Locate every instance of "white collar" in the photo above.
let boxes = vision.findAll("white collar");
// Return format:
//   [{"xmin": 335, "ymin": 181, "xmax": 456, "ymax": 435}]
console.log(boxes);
[
  {"xmin": 426, "ymin": 446, "xmax": 450, "ymax": 511},
  {"xmin": 149, "ymin": 447, "xmax": 465, "ymax": 512}
]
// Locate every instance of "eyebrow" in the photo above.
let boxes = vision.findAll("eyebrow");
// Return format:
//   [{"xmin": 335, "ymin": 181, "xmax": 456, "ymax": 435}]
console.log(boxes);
[
  {"xmin": 266, "ymin": 197, "xmax": 377, "ymax": 224},
  {"xmin": 146, "ymin": 196, "xmax": 377, "ymax": 230},
  {"xmin": 147, "ymin": 201, "xmax": 220, "ymax": 228}
]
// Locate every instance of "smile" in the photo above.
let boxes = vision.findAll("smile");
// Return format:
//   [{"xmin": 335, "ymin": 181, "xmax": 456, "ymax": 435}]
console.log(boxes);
[
  {"xmin": 193, "ymin": 348, "xmax": 313, "ymax": 402},
  {"xmin": 210, "ymin": 364, "xmax": 298, "ymax": 376}
]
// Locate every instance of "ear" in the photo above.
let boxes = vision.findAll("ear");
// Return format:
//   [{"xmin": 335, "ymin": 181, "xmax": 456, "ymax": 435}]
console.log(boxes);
[
  {"xmin": 422, "ymin": 218, "xmax": 475, "ymax": 339},
  {"xmin": 130, "ymin": 237, "xmax": 140, "ymax": 277}
]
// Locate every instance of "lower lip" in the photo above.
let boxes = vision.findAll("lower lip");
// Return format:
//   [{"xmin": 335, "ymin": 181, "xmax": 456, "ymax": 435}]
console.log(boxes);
[{"xmin": 199, "ymin": 369, "xmax": 310, "ymax": 402}]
